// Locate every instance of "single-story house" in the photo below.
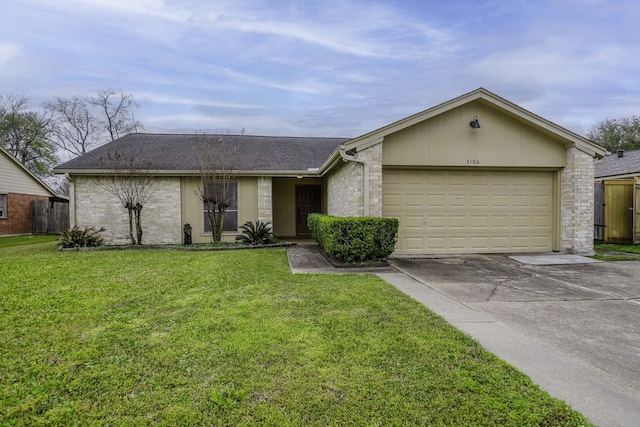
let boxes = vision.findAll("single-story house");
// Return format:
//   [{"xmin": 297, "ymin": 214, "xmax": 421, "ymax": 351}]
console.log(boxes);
[
  {"xmin": 54, "ymin": 88, "xmax": 606, "ymax": 254},
  {"xmin": 593, "ymin": 149, "xmax": 640, "ymax": 243},
  {"xmin": 0, "ymin": 145, "xmax": 68, "ymax": 235}
]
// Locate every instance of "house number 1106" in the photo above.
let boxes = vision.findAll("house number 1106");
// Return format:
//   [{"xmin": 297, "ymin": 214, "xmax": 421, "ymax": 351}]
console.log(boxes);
[{"xmin": 466, "ymin": 159, "xmax": 480, "ymax": 165}]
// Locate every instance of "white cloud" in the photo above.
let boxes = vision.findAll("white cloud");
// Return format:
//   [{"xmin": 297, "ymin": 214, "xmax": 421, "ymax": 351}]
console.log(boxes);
[
  {"xmin": 0, "ymin": 42, "xmax": 21, "ymax": 67},
  {"xmin": 135, "ymin": 93, "xmax": 257, "ymax": 109},
  {"xmin": 473, "ymin": 46, "xmax": 621, "ymax": 87},
  {"xmin": 177, "ymin": 0, "xmax": 454, "ymax": 60},
  {"xmin": 68, "ymin": 0, "xmax": 190, "ymax": 22}
]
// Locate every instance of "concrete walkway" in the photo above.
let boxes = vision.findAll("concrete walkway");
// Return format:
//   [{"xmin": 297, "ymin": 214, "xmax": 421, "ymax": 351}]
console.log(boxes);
[{"xmin": 286, "ymin": 245, "xmax": 640, "ymax": 427}]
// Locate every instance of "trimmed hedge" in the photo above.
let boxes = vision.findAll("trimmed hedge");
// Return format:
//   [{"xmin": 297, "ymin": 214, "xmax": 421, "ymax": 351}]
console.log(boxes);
[{"xmin": 307, "ymin": 214, "xmax": 399, "ymax": 263}]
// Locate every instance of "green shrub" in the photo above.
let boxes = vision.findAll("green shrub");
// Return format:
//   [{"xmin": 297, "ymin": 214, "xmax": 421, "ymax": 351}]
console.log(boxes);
[
  {"xmin": 307, "ymin": 213, "xmax": 324, "ymax": 246},
  {"xmin": 57, "ymin": 226, "xmax": 105, "ymax": 249},
  {"xmin": 307, "ymin": 214, "xmax": 398, "ymax": 263},
  {"xmin": 236, "ymin": 220, "xmax": 276, "ymax": 245}
]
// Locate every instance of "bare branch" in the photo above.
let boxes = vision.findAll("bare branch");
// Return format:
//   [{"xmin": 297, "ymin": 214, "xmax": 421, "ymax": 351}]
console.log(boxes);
[
  {"xmin": 193, "ymin": 133, "xmax": 239, "ymax": 242},
  {"xmin": 94, "ymin": 150, "xmax": 156, "ymax": 244},
  {"xmin": 88, "ymin": 89, "xmax": 143, "ymax": 141},
  {"xmin": 44, "ymin": 96, "xmax": 101, "ymax": 157}
]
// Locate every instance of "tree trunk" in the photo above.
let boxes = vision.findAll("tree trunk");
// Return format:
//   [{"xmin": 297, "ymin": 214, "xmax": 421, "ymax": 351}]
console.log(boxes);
[
  {"xmin": 214, "ymin": 208, "xmax": 226, "ymax": 243},
  {"xmin": 127, "ymin": 208, "xmax": 135, "ymax": 244},
  {"xmin": 135, "ymin": 205, "xmax": 143, "ymax": 245},
  {"xmin": 206, "ymin": 210, "xmax": 216, "ymax": 243}
]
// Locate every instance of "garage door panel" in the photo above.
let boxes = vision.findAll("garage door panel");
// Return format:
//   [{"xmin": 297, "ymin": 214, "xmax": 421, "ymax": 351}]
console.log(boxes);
[
  {"xmin": 405, "ymin": 237, "xmax": 424, "ymax": 249},
  {"xmin": 425, "ymin": 215, "xmax": 446, "ymax": 229},
  {"xmin": 532, "ymin": 215, "xmax": 551, "ymax": 227},
  {"xmin": 448, "ymin": 237, "xmax": 468, "ymax": 249},
  {"xmin": 404, "ymin": 215, "xmax": 423, "ymax": 229},
  {"xmin": 384, "ymin": 194, "xmax": 401, "ymax": 207},
  {"xmin": 532, "ymin": 236, "xmax": 552, "ymax": 249},
  {"xmin": 427, "ymin": 194, "xmax": 446, "ymax": 206},
  {"xmin": 383, "ymin": 170, "xmax": 554, "ymax": 254},
  {"xmin": 449, "ymin": 215, "xmax": 468, "ymax": 228}
]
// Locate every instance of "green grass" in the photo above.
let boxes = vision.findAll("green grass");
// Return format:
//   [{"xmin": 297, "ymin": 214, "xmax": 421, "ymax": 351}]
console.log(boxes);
[
  {"xmin": 594, "ymin": 241, "xmax": 640, "ymax": 254},
  {"xmin": 592, "ymin": 241, "xmax": 640, "ymax": 261},
  {"xmin": 0, "ymin": 234, "xmax": 57, "ymax": 249},
  {"xmin": 0, "ymin": 240, "xmax": 592, "ymax": 426}
]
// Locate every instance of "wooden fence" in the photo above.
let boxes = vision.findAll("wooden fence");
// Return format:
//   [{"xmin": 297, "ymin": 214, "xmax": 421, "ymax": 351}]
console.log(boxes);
[
  {"xmin": 32, "ymin": 200, "xmax": 70, "ymax": 234},
  {"xmin": 594, "ymin": 182, "xmax": 604, "ymax": 240}
]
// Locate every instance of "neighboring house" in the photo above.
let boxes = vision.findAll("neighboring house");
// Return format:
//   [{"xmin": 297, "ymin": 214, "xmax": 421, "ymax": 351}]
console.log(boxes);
[
  {"xmin": 593, "ymin": 149, "xmax": 640, "ymax": 243},
  {"xmin": 54, "ymin": 88, "xmax": 606, "ymax": 254},
  {"xmin": 0, "ymin": 145, "xmax": 68, "ymax": 235}
]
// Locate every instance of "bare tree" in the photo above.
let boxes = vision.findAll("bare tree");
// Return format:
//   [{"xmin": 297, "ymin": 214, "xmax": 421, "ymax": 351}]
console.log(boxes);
[
  {"xmin": 88, "ymin": 89, "xmax": 143, "ymax": 142},
  {"xmin": 44, "ymin": 96, "xmax": 101, "ymax": 157},
  {"xmin": 95, "ymin": 151, "xmax": 156, "ymax": 245},
  {"xmin": 193, "ymin": 133, "xmax": 238, "ymax": 243},
  {"xmin": 0, "ymin": 93, "xmax": 57, "ymax": 177},
  {"xmin": 45, "ymin": 89, "xmax": 143, "ymax": 160}
]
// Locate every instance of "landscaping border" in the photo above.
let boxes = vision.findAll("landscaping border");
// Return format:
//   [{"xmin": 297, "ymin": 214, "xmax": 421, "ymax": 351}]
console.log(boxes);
[{"xmin": 60, "ymin": 242, "xmax": 295, "ymax": 252}]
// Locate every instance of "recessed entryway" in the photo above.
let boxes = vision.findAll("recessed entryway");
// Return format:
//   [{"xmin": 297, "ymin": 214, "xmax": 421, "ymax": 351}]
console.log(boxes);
[{"xmin": 296, "ymin": 185, "xmax": 321, "ymax": 236}]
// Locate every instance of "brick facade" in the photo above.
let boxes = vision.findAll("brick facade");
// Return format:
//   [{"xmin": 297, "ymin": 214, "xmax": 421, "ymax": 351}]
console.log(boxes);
[
  {"xmin": 327, "ymin": 143, "xmax": 383, "ymax": 218},
  {"xmin": 257, "ymin": 177, "xmax": 273, "ymax": 223},
  {"xmin": 362, "ymin": 143, "xmax": 383, "ymax": 217},
  {"xmin": 561, "ymin": 147, "xmax": 595, "ymax": 254},
  {"xmin": 0, "ymin": 193, "xmax": 49, "ymax": 235},
  {"xmin": 327, "ymin": 161, "xmax": 362, "ymax": 216},
  {"xmin": 73, "ymin": 176, "xmax": 182, "ymax": 244}
]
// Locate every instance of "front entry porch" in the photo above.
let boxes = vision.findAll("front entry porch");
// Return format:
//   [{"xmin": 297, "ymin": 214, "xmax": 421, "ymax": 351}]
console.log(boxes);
[{"xmin": 272, "ymin": 177, "xmax": 325, "ymax": 238}]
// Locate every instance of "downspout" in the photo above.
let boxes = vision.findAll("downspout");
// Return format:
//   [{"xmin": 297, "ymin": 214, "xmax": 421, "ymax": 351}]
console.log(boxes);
[
  {"xmin": 339, "ymin": 148, "xmax": 370, "ymax": 216},
  {"xmin": 65, "ymin": 173, "xmax": 76, "ymax": 227}
]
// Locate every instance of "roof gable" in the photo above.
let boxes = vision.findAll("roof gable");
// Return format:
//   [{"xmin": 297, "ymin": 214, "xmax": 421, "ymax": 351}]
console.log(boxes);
[
  {"xmin": 381, "ymin": 99, "xmax": 567, "ymax": 168},
  {"xmin": 0, "ymin": 145, "xmax": 57, "ymax": 197},
  {"xmin": 341, "ymin": 88, "xmax": 606, "ymax": 159}
]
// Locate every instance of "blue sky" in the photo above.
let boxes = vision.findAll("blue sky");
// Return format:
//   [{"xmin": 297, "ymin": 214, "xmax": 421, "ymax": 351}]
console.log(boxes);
[{"xmin": 2, "ymin": 0, "xmax": 639, "ymax": 138}]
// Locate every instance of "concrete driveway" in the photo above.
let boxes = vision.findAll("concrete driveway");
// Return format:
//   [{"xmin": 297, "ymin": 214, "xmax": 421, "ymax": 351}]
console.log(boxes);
[{"xmin": 386, "ymin": 255, "xmax": 640, "ymax": 427}]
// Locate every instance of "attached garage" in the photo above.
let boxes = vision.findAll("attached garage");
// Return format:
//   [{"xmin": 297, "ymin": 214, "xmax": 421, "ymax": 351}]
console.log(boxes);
[
  {"xmin": 329, "ymin": 88, "xmax": 606, "ymax": 255},
  {"xmin": 383, "ymin": 169, "xmax": 556, "ymax": 254}
]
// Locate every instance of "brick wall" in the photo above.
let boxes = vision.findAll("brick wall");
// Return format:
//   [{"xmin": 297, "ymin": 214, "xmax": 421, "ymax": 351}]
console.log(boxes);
[
  {"xmin": 73, "ymin": 176, "xmax": 182, "ymax": 244},
  {"xmin": 561, "ymin": 147, "xmax": 595, "ymax": 254},
  {"xmin": 0, "ymin": 193, "xmax": 48, "ymax": 235},
  {"xmin": 326, "ymin": 143, "xmax": 383, "ymax": 217},
  {"xmin": 361, "ymin": 143, "xmax": 383, "ymax": 217},
  {"xmin": 327, "ymin": 160, "xmax": 363, "ymax": 216},
  {"xmin": 257, "ymin": 177, "xmax": 272, "ymax": 223}
]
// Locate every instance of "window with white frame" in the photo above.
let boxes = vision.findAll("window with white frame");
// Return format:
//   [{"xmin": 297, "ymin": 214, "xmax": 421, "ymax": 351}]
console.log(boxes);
[
  {"xmin": 203, "ymin": 182, "xmax": 238, "ymax": 232},
  {"xmin": 0, "ymin": 194, "xmax": 6, "ymax": 218}
]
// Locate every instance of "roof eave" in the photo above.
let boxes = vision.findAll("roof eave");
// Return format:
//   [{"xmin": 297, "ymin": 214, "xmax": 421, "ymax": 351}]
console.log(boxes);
[{"xmin": 58, "ymin": 168, "xmax": 326, "ymax": 177}]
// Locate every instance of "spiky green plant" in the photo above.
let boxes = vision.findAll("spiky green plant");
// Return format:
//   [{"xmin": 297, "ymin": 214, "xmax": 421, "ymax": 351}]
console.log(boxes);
[
  {"xmin": 57, "ymin": 226, "xmax": 106, "ymax": 248},
  {"xmin": 236, "ymin": 220, "xmax": 276, "ymax": 245}
]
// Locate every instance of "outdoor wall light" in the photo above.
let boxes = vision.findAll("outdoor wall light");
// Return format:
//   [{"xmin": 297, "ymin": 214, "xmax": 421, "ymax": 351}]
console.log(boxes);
[{"xmin": 469, "ymin": 116, "xmax": 481, "ymax": 129}]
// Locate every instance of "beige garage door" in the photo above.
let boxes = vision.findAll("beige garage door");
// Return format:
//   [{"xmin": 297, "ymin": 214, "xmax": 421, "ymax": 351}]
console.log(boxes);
[{"xmin": 383, "ymin": 169, "xmax": 554, "ymax": 254}]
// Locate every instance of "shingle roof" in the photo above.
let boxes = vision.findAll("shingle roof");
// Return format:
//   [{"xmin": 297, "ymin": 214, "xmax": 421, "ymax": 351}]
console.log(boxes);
[
  {"xmin": 594, "ymin": 149, "xmax": 640, "ymax": 178},
  {"xmin": 54, "ymin": 133, "xmax": 350, "ymax": 173}
]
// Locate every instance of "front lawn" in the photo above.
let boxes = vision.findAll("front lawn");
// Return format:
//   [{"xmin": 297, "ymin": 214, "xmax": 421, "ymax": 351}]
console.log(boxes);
[
  {"xmin": 0, "ymin": 234, "xmax": 57, "ymax": 249},
  {"xmin": 1, "ymin": 240, "xmax": 591, "ymax": 426}
]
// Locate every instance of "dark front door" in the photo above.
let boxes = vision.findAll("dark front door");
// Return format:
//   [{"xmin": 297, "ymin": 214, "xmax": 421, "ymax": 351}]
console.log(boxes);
[{"xmin": 296, "ymin": 185, "xmax": 321, "ymax": 236}]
